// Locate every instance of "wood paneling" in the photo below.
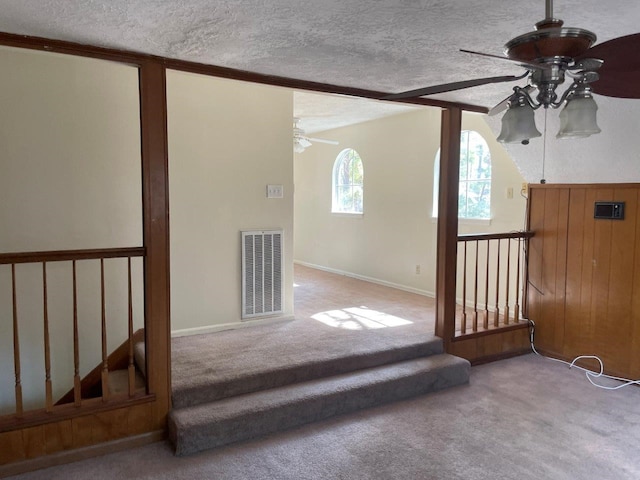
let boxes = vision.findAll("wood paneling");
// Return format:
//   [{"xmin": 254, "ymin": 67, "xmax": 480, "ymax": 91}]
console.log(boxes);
[
  {"xmin": 43, "ymin": 421, "xmax": 73, "ymax": 454},
  {"xmin": 0, "ymin": 431, "xmax": 26, "ymax": 464},
  {"xmin": 632, "ymin": 192, "xmax": 640, "ymax": 376},
  {"xmin": 527, "ymin": 184, "xmax": 640, "ymax": 379},
  {"xmin": 0, "ymin": 403, "xmax": 155, "ymax": 466},
  {"xmin": 23, "ymin": 427, "xmax": 46, "ymax": 459},
  {"xmin": 450, "ymin": 325, "xmax": 530, "ymax": 364}
]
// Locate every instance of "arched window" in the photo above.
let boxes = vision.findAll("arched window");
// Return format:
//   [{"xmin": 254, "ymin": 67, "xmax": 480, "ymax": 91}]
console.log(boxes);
[
  {"xmin": 433, "ymin": 130, "xmax": 491, "ymax": 220},
  {"xmin": 332, "ymin": 148, "xmax": 364, "ymax": 214}
]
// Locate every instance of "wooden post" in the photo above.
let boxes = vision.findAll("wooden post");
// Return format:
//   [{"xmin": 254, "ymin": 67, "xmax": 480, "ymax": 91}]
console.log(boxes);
[
  {"xmin": 139, "ymin": 59, "xmax": 172, "ymax": 429},
  {"xmin": 435, "ymin": 107, "xmax": 461, "ymax": 351},
  {"xmin": 43, "ymin": 262, "xmax": 53, "ymax": 412},
  {"xmin": 73, "ymin": 260, "xmax": 81, "ymax": 406},
  {"xmin": 12, "ymin": 264, "xmax": 23, "ymax": 416}
]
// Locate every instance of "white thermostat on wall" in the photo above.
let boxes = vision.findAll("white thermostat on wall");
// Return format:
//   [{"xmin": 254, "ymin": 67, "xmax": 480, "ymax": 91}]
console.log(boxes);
[{"xmin": 267, "ymin": 185, "xmax": 284, "ymax": 198}]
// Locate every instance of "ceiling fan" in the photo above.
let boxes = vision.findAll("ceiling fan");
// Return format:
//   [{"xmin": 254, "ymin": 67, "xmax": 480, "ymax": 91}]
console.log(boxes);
[
  {"xmin": 384, "ymin": 0, "xmax": 640, "ymax": 144},
  {"xmin": 293, "ymin": 117, "xmax": 339, "ymax": 153}
]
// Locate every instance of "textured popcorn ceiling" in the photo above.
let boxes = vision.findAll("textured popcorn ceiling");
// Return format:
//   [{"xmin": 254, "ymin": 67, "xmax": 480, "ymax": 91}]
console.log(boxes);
[{"xmin": 1, "ymin": 1, "xmax": 639, "ymax": 181}]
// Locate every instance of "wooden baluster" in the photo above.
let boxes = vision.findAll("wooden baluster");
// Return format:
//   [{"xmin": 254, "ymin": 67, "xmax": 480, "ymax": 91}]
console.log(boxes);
[
  {"xmin": 42, "ymin": 262, "xmax": 53, "ymax": 412},
  {"xmin": 461, "ymin": 241, "xmax": 467, "ymax": 335},
  {"xmin": 101, "ymin": 259, "xmax": 109, "ymax": 402},
  {"xmin": 483, "ymin": 239, "xmax": 490, "ymax": 329},
  {"xmin": 127, "ymin": 257, "xmax": 135, "ymax": 396},
  {"xmin": 473, "ymin": 240, "xmax": 479, "ymax": 332},
  {"xmin": 514, "ymin": 236, "xmax": 522, "ymax": 323},
  {"xmin": 504, "ymin": 239, "xmax": 511, "ymax": 325},
  {"xmin": 73, "ymin": 260, "xmax": 81, "ymax": 406},
  {"xmin": 12, "ymin": 264, "xmax": 23, "ymax": 416},
  {"xmin": 494, "ymin": 239, "xmax": 501, "ymax": 327}
]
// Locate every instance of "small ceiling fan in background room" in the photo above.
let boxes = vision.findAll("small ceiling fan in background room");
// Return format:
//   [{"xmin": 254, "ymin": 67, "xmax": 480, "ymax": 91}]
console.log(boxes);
[
  {"xmin": 293, "ymin": 117, "xmax": 339, "ymax": 153},
  {"xmin": 384, "ymin": 0, "xmax": 640, "ymax": 144}
]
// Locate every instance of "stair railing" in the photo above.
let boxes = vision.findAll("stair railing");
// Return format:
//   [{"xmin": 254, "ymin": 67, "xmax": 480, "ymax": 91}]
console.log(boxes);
[
  {"xmin": 456, "ymin": 231, "xmax": 533, "ymax": 337},
  {"xmin": 0, "ymin": 247, "xmax": 151, "ymax": 431}
]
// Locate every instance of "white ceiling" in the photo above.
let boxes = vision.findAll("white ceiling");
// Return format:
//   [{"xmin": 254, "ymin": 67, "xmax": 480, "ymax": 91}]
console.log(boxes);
[{"xmin": 1, "ymin": 0, "xmax": 638, "ymax": 134}]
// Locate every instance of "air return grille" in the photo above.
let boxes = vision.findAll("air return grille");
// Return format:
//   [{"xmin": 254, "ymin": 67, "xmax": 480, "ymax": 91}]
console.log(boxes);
[{"xmin": 242, "ymin": 230, "xmax": 283, "ymax": 319}]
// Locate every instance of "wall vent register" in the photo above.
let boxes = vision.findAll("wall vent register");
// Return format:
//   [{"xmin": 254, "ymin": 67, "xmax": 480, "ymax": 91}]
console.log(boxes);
[
  {"xmin": 594, "ymin": 201, "xmax": 625, "ymax": 220},
  {"xmin": 241, "ymin": 230, "xmax": 283, "ymax": 319}
]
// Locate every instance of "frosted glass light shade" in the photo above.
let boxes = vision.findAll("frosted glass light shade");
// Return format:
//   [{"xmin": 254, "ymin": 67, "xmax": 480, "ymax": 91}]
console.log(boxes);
[
  {"xmin": 556, "ymin": 96, "xmax": 601, "ymax": 139},
  {"xmin": 497, "ymin": 102, "xmax": 541, "ymax": 144}
]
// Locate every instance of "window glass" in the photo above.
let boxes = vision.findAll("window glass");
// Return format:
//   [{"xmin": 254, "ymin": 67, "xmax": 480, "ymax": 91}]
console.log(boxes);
[
  {"xmin": 433, "ymin": 131, "xmax": 491, "ymax": 219},
  {"xmin": 332, "ymin": 149, "xmax": 364, "ymax": 214}
]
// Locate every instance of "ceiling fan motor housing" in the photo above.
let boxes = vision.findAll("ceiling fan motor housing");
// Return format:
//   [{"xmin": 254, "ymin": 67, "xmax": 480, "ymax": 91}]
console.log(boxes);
[
  {"xmin": 504, "ymin": 27, "xmax": 597, "ymax": 63},
  {"xmin": 530, "ymin": 63, "xmax": 567, "ymax": 106}
]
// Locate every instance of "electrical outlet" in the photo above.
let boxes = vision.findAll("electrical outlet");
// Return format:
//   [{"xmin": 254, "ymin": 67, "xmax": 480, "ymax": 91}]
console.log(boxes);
[
  {"xmin": 521, "ymin": 182, "xmax": 528, "ymax": 195},
  {"xmin": 415, "ymin": 264, "xmax": 421, "ymax": 274},
  {"xmin": 266, "ymin": 184, "xmax": 283, "ymax": 198}
]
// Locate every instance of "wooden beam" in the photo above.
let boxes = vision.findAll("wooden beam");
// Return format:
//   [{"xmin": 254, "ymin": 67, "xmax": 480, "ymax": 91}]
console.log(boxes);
[
  {"xmin": 0, "ymin": 31, "xmax": 488, "ymax": 114},
  {"xmin": 139, "ymin": 60, "xmax": 172, "ymax": 428},
  {"xmin": 435, "ymin": 108, "xmax": 462, "ymax": 350}
]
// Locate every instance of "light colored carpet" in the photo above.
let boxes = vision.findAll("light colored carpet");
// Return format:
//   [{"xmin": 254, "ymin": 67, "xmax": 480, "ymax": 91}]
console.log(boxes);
[
  {"xmin": 171, "ymin": 264, "xmax": 437, "ymax": 407},
  {"xmin": 169, "ymin": 354, "xmax": 469, "ymax": 455},
  {"xmin": 8, "ymin": 353, "xmax": 640, "ymax": 480},
  {"xmin": 169, "ymin": 265, "xmax": 461, "ymax": 454},
  {"xmin": 171, "ymin": 318, "xmax": 440, "ymax": 407}
]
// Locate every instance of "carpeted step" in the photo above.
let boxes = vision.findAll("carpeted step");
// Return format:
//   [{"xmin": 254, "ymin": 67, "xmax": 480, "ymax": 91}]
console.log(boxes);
[
  {"xmin": 134, "ymin": 341, "xmax": 146, "ymax": 377},
  {"xmin": 169, "ymin": 353, "xmax": 469, "ymax": 456},
  {"xmin": 107, "ymin": 368, "xmax": 146, "ymax": 396},
  {"xmin": 172, "ymin": 336, "xmax": 444, "ymax": 409}
]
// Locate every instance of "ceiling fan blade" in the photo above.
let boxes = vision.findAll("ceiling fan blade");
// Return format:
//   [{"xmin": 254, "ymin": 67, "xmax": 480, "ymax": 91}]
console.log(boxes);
[
  {"xmin": 460, "ymin": 49, "xmax": 552, "ymax": 71},
  {"xmin": 488, "ymin": 85, "xmax": 536, "ymax": 116},
  {"xmin": 580, "ymin": 33, "xmax": 640, "ymax": 98},
  {"xmin": 570, "ymin": 58, "xmax": 603, "ymax": 72},
  {"xmin": 382, "ymin": 73, "xmax": 528, "ymax": 100},
  {"xmin": 307, "ymin": 137, "xmax": 339, "ymax": 145},
  {"xmin": 298, "ymin": 137, "xmax": 312, "ymax": 148},
  {"xmin": 488, "ymin": 95, "xmax": 513, "ymax": 117}
]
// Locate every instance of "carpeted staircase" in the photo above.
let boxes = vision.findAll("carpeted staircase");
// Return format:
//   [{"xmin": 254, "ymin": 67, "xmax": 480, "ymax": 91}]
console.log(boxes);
[{"xmin": 167, "ymin": 326, "xmax": 470, "ymax": 456}]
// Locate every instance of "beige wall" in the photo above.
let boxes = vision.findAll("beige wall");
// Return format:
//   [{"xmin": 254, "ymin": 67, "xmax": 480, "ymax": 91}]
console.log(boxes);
[
  {"xmin": 293, "ymin": 109, "xmax": 527, "ymax": 297},
  {"xmin": 0, "ymin": 47, "xmax": 143, "ymax": 413},
  {"xmin": 167, "ymin": 71, "xmax": 294, "ymax": 333}
]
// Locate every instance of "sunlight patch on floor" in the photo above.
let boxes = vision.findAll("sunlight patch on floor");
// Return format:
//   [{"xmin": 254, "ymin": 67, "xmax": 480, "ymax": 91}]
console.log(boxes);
[{"xmin": 312, "ymin": 306, "xmax": 413, "ymax": 330}]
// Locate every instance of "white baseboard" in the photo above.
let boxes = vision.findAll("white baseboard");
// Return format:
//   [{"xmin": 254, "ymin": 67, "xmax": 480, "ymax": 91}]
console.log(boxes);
[
  {"xmin": 171, "ymin": 314, "xmax": 295, "ymax": 337},
  {"xmin": 294, "ymin": 260, "xmax": 435, "ymax": 298}
]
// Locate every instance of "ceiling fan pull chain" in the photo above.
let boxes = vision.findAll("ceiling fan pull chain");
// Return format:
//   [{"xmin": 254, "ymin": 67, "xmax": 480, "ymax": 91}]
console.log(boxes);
[{"xmin": 541, "ymin": 109, "xmax": 548, "ymax": 184}]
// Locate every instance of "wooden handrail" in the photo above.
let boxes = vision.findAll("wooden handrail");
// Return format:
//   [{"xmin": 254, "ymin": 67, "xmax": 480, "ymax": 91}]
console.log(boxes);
[
  {"xmin": 458, "ymin": 231, "xmax": 534, "ymax": 242},
  {"xmin": 455, "ymin": 230, "xmax": 534, "ymax": 338},
  {"xmin": 0, "ymin": 247, "xmax": 145, "ymax": 264},
  {"xmin": 2, "ymin": 246, "xmax": 147, "ymax": 427}
]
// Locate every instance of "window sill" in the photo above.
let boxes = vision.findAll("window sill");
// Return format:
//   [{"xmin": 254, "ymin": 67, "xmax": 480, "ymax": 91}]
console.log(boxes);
[
  {"xmin": 431, "ymin": 217, "xmax": 491, "ymax": 226},
  {"xmin": 332, "ymin": 212, "xmax": 364, "ymax": 218}
]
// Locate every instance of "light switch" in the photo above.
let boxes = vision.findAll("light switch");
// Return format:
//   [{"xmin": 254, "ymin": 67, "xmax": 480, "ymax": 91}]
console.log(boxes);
[
  {"xmin": 267, "ymin": 184, "xmax": 283, "ymax": 198},
  {"xmin": 506, "ymin": 187, "xmax": 514, "ymax": 199}
]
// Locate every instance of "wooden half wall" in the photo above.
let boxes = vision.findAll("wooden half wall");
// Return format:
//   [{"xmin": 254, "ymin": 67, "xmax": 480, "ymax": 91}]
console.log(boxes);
[
  {"xmin": 527, "ymin": 183, "xmax": 640, "ymax": 379},
  {"xmin": 0, "ymin": 51, "xmax": 171, "ymax": 474}
]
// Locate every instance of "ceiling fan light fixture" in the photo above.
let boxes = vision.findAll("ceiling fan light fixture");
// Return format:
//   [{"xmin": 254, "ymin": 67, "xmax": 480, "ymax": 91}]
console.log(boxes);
[
  {"xmin": 497, "ymin": 101, "xmax": 542, "ymax": 144},
  {"xmin": 293, "ymin": 141, "xmax": 306, "ymax": 153},
  {"xmin": 556, "ymin": 95, "xmax": 601, "ymax": 139}
]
